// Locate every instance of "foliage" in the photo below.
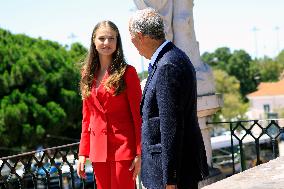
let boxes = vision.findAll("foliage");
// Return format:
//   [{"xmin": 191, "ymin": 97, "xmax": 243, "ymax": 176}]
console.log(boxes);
[
  {"xmin": 202, "ymin": 47, "xmax": 232, "ymax": 71},
  {"xmin": 255, "ymin": 56, "xmax": 284, "ymax": 82},
  {"xmin": 138, "ymin": 70, "xmax": 148, "ymax": 81},
  {"xmin": 202, "ymin": 47, "xmax": 284, "ymax": 122},
  {"xmin": 212, "ymin": 69, "xmax": 248, "ymax": 121},
  {"xmin": 226, "ymin": 50, "xmax": 258, "ymax": 97},
  {"xmin": 202, "ymin": 47, "xmax": 284, "ymax": 99},
  {"xmin": 0, "ymin": 28, "xmax": 87, "ymax": 155},
  {"xmin": 276, "ymin": 49, "xmax": 284, "ymax": 66},
  {"xmin": 275, "ymin": 49, "xmax": 284, "ymax": 80}
]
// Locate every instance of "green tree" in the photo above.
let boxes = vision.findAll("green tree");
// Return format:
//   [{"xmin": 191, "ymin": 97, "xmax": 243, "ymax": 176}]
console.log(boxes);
[
  {"xmin": 257, "ymin": 57, "xmax": 284, "ymax": 82},
  {"xmin": 201, "ymin": 47, "xmax": 232, "ymax": 71},
  {"xmin": 227, "ymin": 50, "xmax": 258, "ymax": 98},
  {"xmin": 213, "ymin": 69, "xmax": 248, "ymax": 121},
  {"xmin": 202, "ymin": 48, "xmax": 259, "ymax": 99},
  {"xmin": 0, "ymin": 28, "xmax": 87, "ymax": 155},
  {"xmin": 138, "ymin": 70, "xmax": 148, "ymax": 81},
  {"xmin": 248, "ymin": 50, "xmax": 284, "ymax": 83},
  {"xmin": 276, "ymin": 49, "xmax": 284, "ymax": 65}
]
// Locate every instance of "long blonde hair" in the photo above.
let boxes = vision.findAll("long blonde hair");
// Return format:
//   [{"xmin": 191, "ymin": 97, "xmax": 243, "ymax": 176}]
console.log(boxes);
[{"xmin": 80, "ymin": 21, "xmax": 127, "ymax": 99}]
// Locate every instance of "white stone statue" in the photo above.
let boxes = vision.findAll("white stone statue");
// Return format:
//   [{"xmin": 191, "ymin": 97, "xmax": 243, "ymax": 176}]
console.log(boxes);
[{"xmin": 133, "ymin": 0, "xmax": 215, "ymax": 96}]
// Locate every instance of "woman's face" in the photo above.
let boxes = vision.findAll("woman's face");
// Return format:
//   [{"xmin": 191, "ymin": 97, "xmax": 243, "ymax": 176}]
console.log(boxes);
[{"xmin": 93, "ymin": 25, "xmax": 117, "ymax": 57}]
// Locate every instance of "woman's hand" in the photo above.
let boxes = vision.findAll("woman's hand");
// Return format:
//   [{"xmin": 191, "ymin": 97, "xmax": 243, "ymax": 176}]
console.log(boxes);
[
  {"xmin": 77, "ymin": 156, "xmax": 87, "ymax": 179},
  {"xmin": 129, "ymin": 155, "xmax": 141, "ymax": 180}
]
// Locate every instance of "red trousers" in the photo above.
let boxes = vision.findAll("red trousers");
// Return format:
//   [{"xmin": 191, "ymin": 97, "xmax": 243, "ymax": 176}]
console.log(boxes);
[{"xmin": 93, "ymin": 160, "xmax": 135, "ymax": 189}]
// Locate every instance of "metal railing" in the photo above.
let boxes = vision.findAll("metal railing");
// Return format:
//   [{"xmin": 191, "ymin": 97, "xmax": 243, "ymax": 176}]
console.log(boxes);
[
  {"xmin": 2, "ymin": 119, "xmax": 283, "ymax": 188},
  {"xmin": 208, "ymin": 119, "xmax": 284, "ymax": 175},
  {"xmin": 0, "ymin": 142, "xmax": 96, "ymax": 189},
  {"xmin": 0, "ymin": 142, "xmax": 144, "ymax": 189},
  {"xmin": 5, "ymin": 119, "xmax": 283, "ymax": 187}
]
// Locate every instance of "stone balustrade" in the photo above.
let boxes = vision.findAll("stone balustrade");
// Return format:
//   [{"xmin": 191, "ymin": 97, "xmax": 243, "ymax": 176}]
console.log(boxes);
[{"xmin": 202, "ymin": 156, "xmax": 284, "ymax": 189}]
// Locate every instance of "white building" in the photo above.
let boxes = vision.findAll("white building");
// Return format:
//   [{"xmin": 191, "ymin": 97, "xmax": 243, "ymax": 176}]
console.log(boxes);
[{"xmin": 247, "ymin": 79, "xmax": 284, "ymax": 119}]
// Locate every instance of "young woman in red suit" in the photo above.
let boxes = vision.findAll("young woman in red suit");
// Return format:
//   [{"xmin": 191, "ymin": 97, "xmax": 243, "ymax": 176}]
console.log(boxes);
[{"xmin": 77, "ymin": 20, "xmax": 142, "ymax": 189}]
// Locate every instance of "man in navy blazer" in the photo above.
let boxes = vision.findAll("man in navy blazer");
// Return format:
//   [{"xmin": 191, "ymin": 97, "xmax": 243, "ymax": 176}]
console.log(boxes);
[{"xmin": 129, "ymin": 8, "xmax": 209, "ymax": 189}]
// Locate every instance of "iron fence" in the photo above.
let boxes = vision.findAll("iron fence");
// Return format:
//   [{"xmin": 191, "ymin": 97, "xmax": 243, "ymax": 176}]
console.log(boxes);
[
  {"xmin": 208, "ymin": 119, "xmax": 284, "ymax": 175},
  {"xmin": 0, "ymin": 142, "xmax": 95, "ymax": 189},
  {"xmin": 0, "ymin": 143, "xmax": 144, "ymax": 189},
  {"xmin": 4, "ymin": 119, "xmax": 283, "ymax": 188}
]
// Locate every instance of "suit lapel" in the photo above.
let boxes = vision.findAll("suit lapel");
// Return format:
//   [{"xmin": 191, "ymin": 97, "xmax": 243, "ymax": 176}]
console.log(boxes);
[
  {"xmin": 88, "ymin": 83, "xmax": 105, "ymax": 113},
  {"xmin": 140, "ymin": 42, "xmax": 174, "ymax": 114},
  {"xmin": 90, "ymin": 72, "xmax": 111, "ymax": 113}
]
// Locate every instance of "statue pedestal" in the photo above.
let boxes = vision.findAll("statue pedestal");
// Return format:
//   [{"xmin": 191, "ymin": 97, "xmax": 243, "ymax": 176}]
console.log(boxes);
[{"xmin": 197, "ymin": 94, "xmax": 223, "ymax": 165}]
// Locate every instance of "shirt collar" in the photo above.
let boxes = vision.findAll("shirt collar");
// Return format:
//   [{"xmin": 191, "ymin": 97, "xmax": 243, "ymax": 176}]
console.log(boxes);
[{"xmin": 149, "ymin": 40, "xmax": 170, "ymax": 67}]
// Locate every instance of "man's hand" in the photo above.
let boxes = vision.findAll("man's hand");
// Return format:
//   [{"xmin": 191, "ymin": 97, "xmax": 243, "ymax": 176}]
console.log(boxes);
[
  {"xmin": 77, "ymin": 156, "xmax": 86, "ymax": 179},
  {"xmin": 129, "ymin": 155, "xmax": 141, "ymax": 180}
]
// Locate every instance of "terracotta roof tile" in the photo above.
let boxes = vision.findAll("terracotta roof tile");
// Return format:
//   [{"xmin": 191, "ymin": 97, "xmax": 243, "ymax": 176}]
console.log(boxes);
[{"xmin": 247, "ymin": 79, "xmax": 284, "ymax": 97}]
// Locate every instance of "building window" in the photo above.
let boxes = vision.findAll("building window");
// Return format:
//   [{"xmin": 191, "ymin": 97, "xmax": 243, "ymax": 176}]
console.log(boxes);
[{"xmin": 263, "ymin": 104, "xmax": 270, "ymax": 113}]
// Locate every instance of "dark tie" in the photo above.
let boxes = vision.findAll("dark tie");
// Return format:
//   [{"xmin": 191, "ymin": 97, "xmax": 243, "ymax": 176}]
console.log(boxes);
[{"xmin": 148, "ymin": 63, "xmax": 154, "ymax": 74}]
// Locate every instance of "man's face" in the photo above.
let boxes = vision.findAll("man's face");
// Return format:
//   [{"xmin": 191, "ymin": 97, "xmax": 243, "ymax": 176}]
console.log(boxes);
[
  {"xmin": 130, "ymin": 31, "xmax": 149, "ymax": 59},
  {"xmin": 130, "ymin": 32, "xmax": 141, "ymax": 54}
]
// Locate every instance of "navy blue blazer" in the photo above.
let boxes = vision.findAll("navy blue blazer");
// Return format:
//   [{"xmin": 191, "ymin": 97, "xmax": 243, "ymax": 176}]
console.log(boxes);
[{"xmin": 141, "ymin": 42, "xmax": 209, "ymax": 189}]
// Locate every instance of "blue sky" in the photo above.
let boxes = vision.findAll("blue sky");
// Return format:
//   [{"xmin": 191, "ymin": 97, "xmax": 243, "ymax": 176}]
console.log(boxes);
[{"xmin": 0, "ymin": 0, "xmax": 283, "ymax": 72}]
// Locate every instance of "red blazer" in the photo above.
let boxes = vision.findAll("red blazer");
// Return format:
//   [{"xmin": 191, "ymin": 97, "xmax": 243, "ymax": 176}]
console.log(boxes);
[{"xmin": 79, "ymin": 65, "xmax": 142, "ymax": 162}]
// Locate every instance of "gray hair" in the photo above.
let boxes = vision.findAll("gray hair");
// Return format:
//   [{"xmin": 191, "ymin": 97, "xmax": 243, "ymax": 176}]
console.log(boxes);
[{"xmin": 129, "ymin": 8, "xmax": 165, "ymax": 40}]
